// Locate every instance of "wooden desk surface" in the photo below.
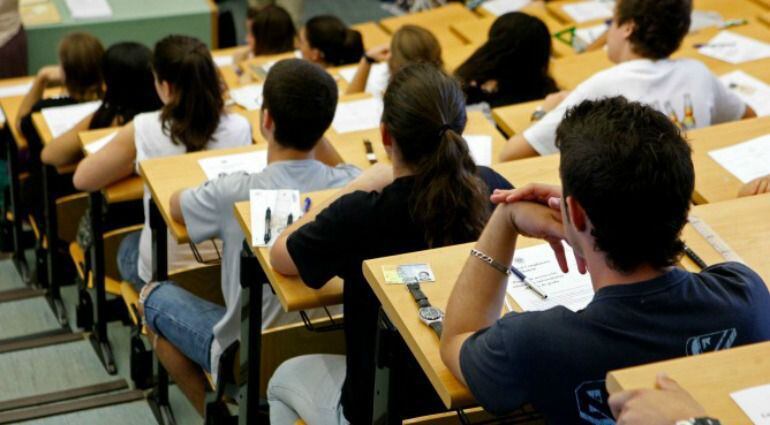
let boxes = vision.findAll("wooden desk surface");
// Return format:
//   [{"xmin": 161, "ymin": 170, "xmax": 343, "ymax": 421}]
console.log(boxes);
[
  {"xmin": 139, "ymin": 144, "xmax": 264, "ymax": 243},
  {"xmin": 352, "ymin": 21, "xmax": 392, "ymax": 50},
  {"xmin": 492, "ymin": 154, "xmax": 561, "ymax": 187},
  {"xmin": 78, "ymin": 128, "xmax": 144, "ymax": 204},
  {"xmin": 444, "ymin": 43, "xmax": 481, "ymax": 73},
  {"xmin": 233, "ymin": 189, "xmax": 345, "ymax": 311},
  {"xmin": 546, "ymin": 0, "xmax": 610, "ymax": 25},
  {"xmin": 491, "ymin": 99, "xmax": 542, "ymax": 137},
  {"xmin": 550, "ymin": 48, "xmax": 612, "ymax": 90},
  {"xmin": 761, "ymin": 11, "xmax": 770, "ymax": 27},
  {"xmin": 378, "ymin": 3, "xmax": 476, "ymax": 50},
  {"xmin": 674, "ymin": 23, "xmax": 770, "ymax": 75},
  {"xmin": 0, "ymin": 95, "xmax": 30, "ymax": 150},
  {"xmin": 239, "ymin": 52, "xmax": 298, "ymax": 85},
  {"xmin": 687, "ymin": 116, "xmax": 770, "ymax": 205},
  {"xmin": 326, "ymin": 111, "xmax": 507, "ymax": 170},
  {"xmin": 607, "ymin": 341, "xmax": 770, "ymax": 425}
]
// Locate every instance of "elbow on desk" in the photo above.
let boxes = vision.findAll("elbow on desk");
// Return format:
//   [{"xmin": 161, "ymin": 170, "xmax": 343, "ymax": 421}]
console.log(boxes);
[
  {"xmin": 72, "ymin": 167, "xmax": 99, "ymax": 193},
  {"xmin": 269, "ymin": 238, "xmax": 297, "ymax": 277}
]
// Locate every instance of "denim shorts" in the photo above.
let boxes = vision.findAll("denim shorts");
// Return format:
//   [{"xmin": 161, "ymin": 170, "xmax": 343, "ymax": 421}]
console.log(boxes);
[
  {"xmin": 117, "ymin": 230, "xmax": 145, "ymax": 291},
  {"xmin": 143, "ymin": 282, "xmax": 225, "ymax": 372}
]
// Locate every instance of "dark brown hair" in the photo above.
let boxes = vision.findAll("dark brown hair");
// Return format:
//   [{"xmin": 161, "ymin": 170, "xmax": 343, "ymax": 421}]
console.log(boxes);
[
  {"xmin": 388, "ymin": 25, "xmax": 443, "ymax": 73},
  {"xmin": 304, "ymin": 15, "xmax": 364, "ymax": 66},
  {"xmin": 59, "ymin": 32, "xmax": 105, "ymax": 101},
  {"xmin": 250, "ymin": 5, "xmax": 296, "ymax": 56},
  {"xmin": 152, "ymin": 35, "xmax": 224, "ymax": 152},
  {"xmin": 382, "ymin": 63, "xmax": 489, "ymax": 247},
  {"xmin": 616, "ymin": 0, "xmax": 692, "ymax": 59}
]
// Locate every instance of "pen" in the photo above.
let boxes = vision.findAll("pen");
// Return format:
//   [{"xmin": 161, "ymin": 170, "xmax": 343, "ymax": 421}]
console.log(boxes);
[
  {"xmin": 364, "ymin": 139, "xmax": 377, "ymax": 164},
  {"xmin": 264, "ymin": 207, "xmax": 271, "ymax": 244},
  {"xmin": 287, "ymin": 213, "xmax": 293, "ymax": 226},
  {"xmin": 694, "ymin": 42, "xmax": 736, "ymax": 48},
  {"xmin": 510, "ymin": 266, "xmax": 548, "ymax": 300},
  {"xmin": 683, "ymin": 244, "xmax": 708, "ymax": 270},
  {"xmin": 303, "ymin": 197, "xmax": 312, "ymax": 213}
]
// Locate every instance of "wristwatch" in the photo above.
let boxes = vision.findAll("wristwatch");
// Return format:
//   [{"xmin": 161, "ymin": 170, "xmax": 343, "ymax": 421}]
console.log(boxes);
[
  {"xmin": 530, "ymin": 106, "xmax": 546, "ymax": 122},
  {"xmin": 406, "ymin": 282, "xmax": 443, "ymax": 338},
  {"xmin": 675, "ymin": 418, "xmax": 722, "ymax": 425}
]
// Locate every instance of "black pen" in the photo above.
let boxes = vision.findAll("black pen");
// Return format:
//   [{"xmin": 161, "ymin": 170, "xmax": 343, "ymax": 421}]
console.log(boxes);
[
  {"xmin": 264, "ymin": 207, "xmax": 271, "ymax": 244},
  {"xmin": 287, "ymin": 213, "xmax": 293, "ymax": 225},
  {"xmin": 510, "ymin": 265, "xmax": 548, "ymax": 299},
  {"xmin": 364, "ymin": 139, "xmax": 377, "ymax": 164},
  {"xmin": 683, "ymin": 244, "xmax": 708, "ymax": 270}
]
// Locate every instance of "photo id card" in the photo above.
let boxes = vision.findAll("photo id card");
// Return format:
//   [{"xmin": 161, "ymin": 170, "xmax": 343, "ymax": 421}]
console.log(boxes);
[{"xmin": 382, "ymin": 263, "xmax": 435, "ymax": 284}]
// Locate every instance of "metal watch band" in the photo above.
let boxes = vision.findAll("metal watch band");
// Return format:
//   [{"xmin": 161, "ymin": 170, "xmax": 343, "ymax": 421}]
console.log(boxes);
[
  {"xmin": 407, "ymin": 282, "xmax": 430, "ymax": 308},
  {"xmin": 470, "ymin": 249, "xmax": 511, "ymax": 276},
  {"xmin": 429, "ymin": 321, "xmax": 442, "ymax": 338}
]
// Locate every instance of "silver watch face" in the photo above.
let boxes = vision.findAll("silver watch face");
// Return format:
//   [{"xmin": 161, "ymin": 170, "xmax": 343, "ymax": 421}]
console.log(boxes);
[{"xmin": 419, "ymin": 306, "xmax": 443, "ymax": 321}]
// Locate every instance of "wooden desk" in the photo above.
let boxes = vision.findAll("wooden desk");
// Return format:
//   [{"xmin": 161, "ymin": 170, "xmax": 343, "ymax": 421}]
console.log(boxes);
[
  {"xmin": 233, "ymin": 189, "xmax": 344, "ymax": 312},
  {"xmin": 607, "ymin": 341, "xmax": 770, "ymax": 425},
  {"xmin": 761, "ymin": 11, "xmax": 770, "ymax": 27},
  {"xmin": 675, "ymin": 23, "xmax": 770, "ymax": 75},
  {"xmin": 378, "ymin": 3, "xmax": 476, "ymax": 50},
  {"xmin": 443, "ymin": 43, "xmax": 481, "ymax": 73},
  {"xmin": 687, "ymin": 116, "xmax": 770, "ymax": 204},
  {"xmin": 139, "ymin": 144, "xmax": 264, "ymax": 243},
  {"xmin": 491, "ymin": 99, "xmax": 543, "ymax": 137},
  {"xmin": 0, "ymin": 96, "xmax": 30, "ymax": 151},
  {"xmin": 474, "ymin": 1, "xmax": 565, "ymax": 32},
  {"xmin": 352, "ymin": 22, "xmax": 392, "ymax": 49},
  {"xmin": 551, "ymin": 49, "xmax": 612, "ymax": 89},
  {"xmin": 492, "ymin": 154, "xmax": 561, "ymax": 187},
  {"xmin": 546, "ymin": 0, "xmax": 612, "ymax": 25},
  {"xmin": 237, "ymin": 52, "xmax": 298, "ymax": 85}
]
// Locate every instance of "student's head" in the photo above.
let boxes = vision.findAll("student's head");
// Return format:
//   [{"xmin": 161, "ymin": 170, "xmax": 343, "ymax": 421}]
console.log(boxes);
[
  {"xmin": 261, "ymin": 59, "xmax": 338, "ymax": 150},
  {"xmin": 247, "ymin": 5, "xmax": 296, "ymax": 56},
  {"xmin": 607, "ymin": 0, "xmax": 692, "ymax": 62},
  {"xmin": 382, "ymin": 63, "xmax": 489, "ymax": 247},
  {"xmin": 454, "ymin": 13, "xmax": 556, "ymax": 98},
  {"xmin": 299, "ymin": 15, "xmax": 364, "ymax": 67},
  {"xmin": 152, "ymin": 35, "xmax": 224, "ymax": 152},
  {"xmin": 388, "ymin": 25, "xmax": 443, "ymax": 74},
  {"xmin": 90, "ymin": 42, "xmax": 162, "ymax": 129},
  {"xmin": 555, "ymin": 96, "xmax": 694, "ymax": 273},
  {"xmin": 58, "ymin": 32, "xmax": 105, "ymax": 101}
]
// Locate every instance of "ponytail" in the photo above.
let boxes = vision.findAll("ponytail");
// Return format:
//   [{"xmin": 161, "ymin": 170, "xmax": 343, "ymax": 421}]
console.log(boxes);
[{"xmin": 383, "ymin": 63, "xmax": 489, "ymax": 247}]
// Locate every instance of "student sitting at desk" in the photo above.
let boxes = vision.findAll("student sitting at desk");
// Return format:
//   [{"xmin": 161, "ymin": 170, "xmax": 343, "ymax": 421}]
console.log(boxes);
[
  {"xmin": 233, "ymin": 5, "xmax": 296, "ymax": 63},
  {"xmin": 137, "ymin": 59, "xmax": 360, "ymax": 415},
  {"xmin": 440, "ymin": 97, "xmax": 770, "ymax": 424},
  {"xmin": 454, "ymin": 12, "xmax": 558, "ymax": 109},
  {"xmin": 345, "ymin": 25, "xmax": 442, "ymax": 96},
  {"xmin": 268, "ymin": 64, "xmax": 513, "ymax": 424},
  {"xmin": 41, "ymin": 42, "xmax": 162, "ymax": 168},
  {"xmin": 499, "ymin": 0, "xmax": 757, "ymax": 161},
  {"xmin": 73, "ymin": 35, "xmax": 252, "ymax": 290},
  {"xmin": 298, "ymin": 15, "xmax": 364, "ymax": 68}
]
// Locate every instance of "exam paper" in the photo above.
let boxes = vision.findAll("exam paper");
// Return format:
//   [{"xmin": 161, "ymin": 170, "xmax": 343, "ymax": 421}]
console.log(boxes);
[
  {"xmin": 574, "ymin": 23, "xmax": 609, "ymax": 52},
  {"xmin": 41, "ymin": 101, "xmax": 101, "ymax": 138},
  {"xmin": 506, "ymin": 243, "xmax": 594, "ymax": 312},
  {"xmin": 0, "ymin": 108, "xmax": 5, "ymax": 125},
  {"xmin": 708, "ymin": 134, "xmax": 770, "ymax": 183},
  {"xmin": 198, "ymin": 150, "xmax": 267, "ymax": 181},
  {"xmin": 65, "ymin": 0, "xmax": 112, "ymax": 19},
  {"xmin": 464, "ymin": 134, "xmax": 492, "ymax": 166},
  {"xmin": 249, "ymin": 189, "xmax": 302, "ymax": 247},
  {"xmin": 213, "ymin": 55, "xmax": 234, "ymax": 68},
  {"xmin": 720, "ymin": 70, "xmax": 770, "ymax": 117},
  {"xmin": 332, "ymin": 97, "xmax": 383, "ymax": 134},
  {"xmin": 730, "ymin": 383, "xmax": 770, "ymax": 424},
  {"xmin": 481, "ymin": 0, "xmax": 531, "ymax": 17},
  {"xmin": 84, "ymin": 131, "xmax": 117, "ymax": 154},
  {"xmin": 0, "ymin": 82, "xmax": 33, "ymax": 98},
  {"xmin": 338, "ymin": 62, "xmax": 390, "ymax": 97},
  {"xmin": 562, "ymin": 0, "xmax": 614, "ymax": 23},
  {"xmin": 229, "ymin": 84, "xmax": 263, "ymax": 111},
  {"xmin": 698, "ymin": 31, "xmax": 770, "ymax": 64}
]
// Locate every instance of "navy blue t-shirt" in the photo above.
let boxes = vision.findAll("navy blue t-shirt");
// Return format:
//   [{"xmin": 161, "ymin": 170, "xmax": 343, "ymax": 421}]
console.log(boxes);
[{"xmin": 460, "ymin": 263, "xmax": 770, "ymax": 424}]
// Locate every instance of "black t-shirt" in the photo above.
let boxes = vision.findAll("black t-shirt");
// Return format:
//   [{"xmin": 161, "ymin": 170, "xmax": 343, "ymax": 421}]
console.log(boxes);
[
  {"xmin": 287, "ymin": 166, "xmax": 512, "ymax": 423},
  {"xmin": 460, "ymin": 263, "xmax": 770, "ymax": 424}
]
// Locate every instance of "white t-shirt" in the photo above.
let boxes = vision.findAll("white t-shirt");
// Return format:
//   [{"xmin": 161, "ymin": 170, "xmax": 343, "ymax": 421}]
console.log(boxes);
[
  {"xmin": 524, "ymin": 58, "xmax": 748, "ymax": 155},
  {"xmin": 134, "ymin": 110, "xmax": 252, "ymax": 283}
]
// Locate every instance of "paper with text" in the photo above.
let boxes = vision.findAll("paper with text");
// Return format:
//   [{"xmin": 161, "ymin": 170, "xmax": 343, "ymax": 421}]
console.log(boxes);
[
  {"xmin": 229, "ymin": 84, "xmax": 263, "ymax": 111},
  {"xmin": 41, "ymin": 101, "xmax": 101, "ymax": 138},
  {"xmin": 698, "ymin": 31, "xmax": 770, "ymax": 64},
  {"xmin": 213, "ymin": 55, "xmax": 234, "ymax": 68},
  {"xmin": 709, "ymin": 134, "xmax": 770, "ymax": 183},
  {"xmin": 562, "ymin": 1, "xmax": 614, "ymax": 23},
  {"xmin": 506, "ymin": 243, "xmax": 594, "ymax": 312},
  {"xmin": 249, "ymin": 189, "xmax": 302, "ymax": 247},
  {"xmin": 198, "ymin": 150, "xmax": 267, "ymax": 181},
  {"xmin": 730, "ymin": 383, "xmax": 770, "ymax": 424},
  {"xmin": 574, "ymin": 23, "xmax": 609, "ymax": 51},
  {"xmin": 0, "ymin": 82, "xmax": 33, "ymax": 98},
  {"xmin": 65, "ymin": 0, "xmax": 112, "ymax": 19},
  {"xmin": 481, "ymin": 0, "xmax": 531, "ymax": 17},
  {"xmin": 338, "ymin": 62, "xmax": 390, "ymax": 97},
  {"xmin": 720, "ymin": 70, "xmax": 770, "ymax": 117},
  {"xmin": 332, "ymin": 97, "xmax": 383, "ymax": 134},
  {"xmin": 464, "ymin": 135, "xmax": 493, "ymax": 166},
  {"xmin": 84, "ymin": 131, "xmax": 117, "ymax": 154}
]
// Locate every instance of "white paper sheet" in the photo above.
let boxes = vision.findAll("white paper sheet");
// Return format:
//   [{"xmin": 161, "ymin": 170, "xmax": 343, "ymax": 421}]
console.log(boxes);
[
  {"xmin": 464, "ymin": 134, "xmax": 492, "ymax": 166},
  {"xmin": 0, "ymin": 82, "xmax": 33, "ymax": 98},
  {"xmin": 198, "ymin": 150, "xmax": 267, "ymax": 181},
  {"xmin": 213, "ymin": 55, "xmax": 234, "ymax": 68},
  {"xmin": 698, "ymin": 30, "xmax": 770, "ymax": 64},
  {"xmin": 574, "ymin": 23, "xmax": 609, "ymax": 51},
  {"xmin": 689, "ymin": 10, "xmax": 723, "ymax": 33},
  {"xmin": 338, "ymin": 62, "xmax": 390, "ymax": 97},
  {"xmin": 708, "ymin": 134, "xmax": 770, "ymax": 183},
  {"xmin": 562, "ymin": 1, "xmax": 614, "ymax": 23},
  {"xmin": 0, "ymin": 108, "xmax": 5, "ymax": 125},
  {"xmin": 229, "ymin": 84, "xmax": 263, "ymax": 111},
  {"xmin": 506, "ymin": 244, "xmax": 594, "ymax": 312},
  {"xmin": 84, "ymin": 131, "xmax": 117, "ymax": 154},
  {"xmin": 249, "ymin": 189, "xmax": 302, "ymax": 247},
  {"xmin": 65, "ymin": 0, "xmax": 112, "ymax": 19},
  {"xmin": 41, "ymin": 101, "xmax": 101, "ymax": 138},
  {"xmin": 332, "ymin": 97, "xmax": 383, "ymax": 134},
  {"xmin": 730, "ymin": 383, "xmax": 770, "ymax": 424},
  {"xmin": 720, "ymin": 70, "xmax": 770, "ymax": 117},
  {"xmin": 481, "ymin": 0, "xmax": 532, "ymax": 17}
]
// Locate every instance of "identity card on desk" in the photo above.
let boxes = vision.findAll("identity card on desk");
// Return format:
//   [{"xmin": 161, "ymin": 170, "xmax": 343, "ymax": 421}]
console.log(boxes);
[
  {"xmin": 249, "ymin": 189, "xmax": 302, "ymax": 247},
  {"xmin": 198, "ymin": 151, "xmax": 267, "ymax": 181},
  {"xmin": 506, "ymin": 243, "xmax": 594, "ymax": 312}
]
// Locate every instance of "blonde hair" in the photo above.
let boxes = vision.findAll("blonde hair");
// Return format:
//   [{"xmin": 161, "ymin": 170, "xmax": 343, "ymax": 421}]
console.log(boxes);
[{"xmin": 388, "ymin": 25, "xmax": 443, "ymax": 74}]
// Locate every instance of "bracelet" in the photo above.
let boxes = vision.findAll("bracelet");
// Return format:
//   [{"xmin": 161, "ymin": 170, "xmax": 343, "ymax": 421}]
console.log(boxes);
[{"xmin": 470, "ymin": 249, "xmax": 511, "ymax": 276}]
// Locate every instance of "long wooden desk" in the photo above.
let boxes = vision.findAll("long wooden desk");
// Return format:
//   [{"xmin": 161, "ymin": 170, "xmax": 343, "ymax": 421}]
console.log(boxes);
[
  {"xmin": 761, "ymin": 11, "xmax": 770, "ymax": 27},
  {"xmin": 674, "ymin": 22, "xmax": 770, "ymax": 75},
  {"xmin": 378, "ymin": 3, "xmax": 477, "ymax": 50},
  {"xmin": 352, "ymin": 22, "xmax": 393, "ymax": 50},
  {"xmin": 607, "ymin": 341, "xmax": 770, "ymax": 425},
  {"xmin": 492, "ymin": 154, "xmax": 561, "ymax": 187}
]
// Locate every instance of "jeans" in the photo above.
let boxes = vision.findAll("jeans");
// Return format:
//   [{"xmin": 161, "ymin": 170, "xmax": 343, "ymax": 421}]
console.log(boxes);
[
  {"xmin": 267, "ymin": 354, "xmax": 349, "ymax": 425},
  {"xmin": 117, "ymin": 230, "xmax": 145, "ymax": 290},
  {"xmin": 143, "ymin": 282, "xmax": 225, "ymax": 372}
]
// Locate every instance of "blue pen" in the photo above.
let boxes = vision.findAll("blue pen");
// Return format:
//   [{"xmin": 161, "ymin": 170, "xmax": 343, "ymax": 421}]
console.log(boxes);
[
  {"xmin": 510, "ymin": 266, "xmax": 548, "ymax": 299},
  {"xmin": 303, "ymin": 197, "xmax": 312, "ymax": 213}
]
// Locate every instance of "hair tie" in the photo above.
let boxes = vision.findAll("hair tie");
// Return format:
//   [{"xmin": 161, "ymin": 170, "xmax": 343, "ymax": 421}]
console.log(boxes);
[{"xmin": 438, "ymin": 124, "xmax": 453, "ymax": 138}]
